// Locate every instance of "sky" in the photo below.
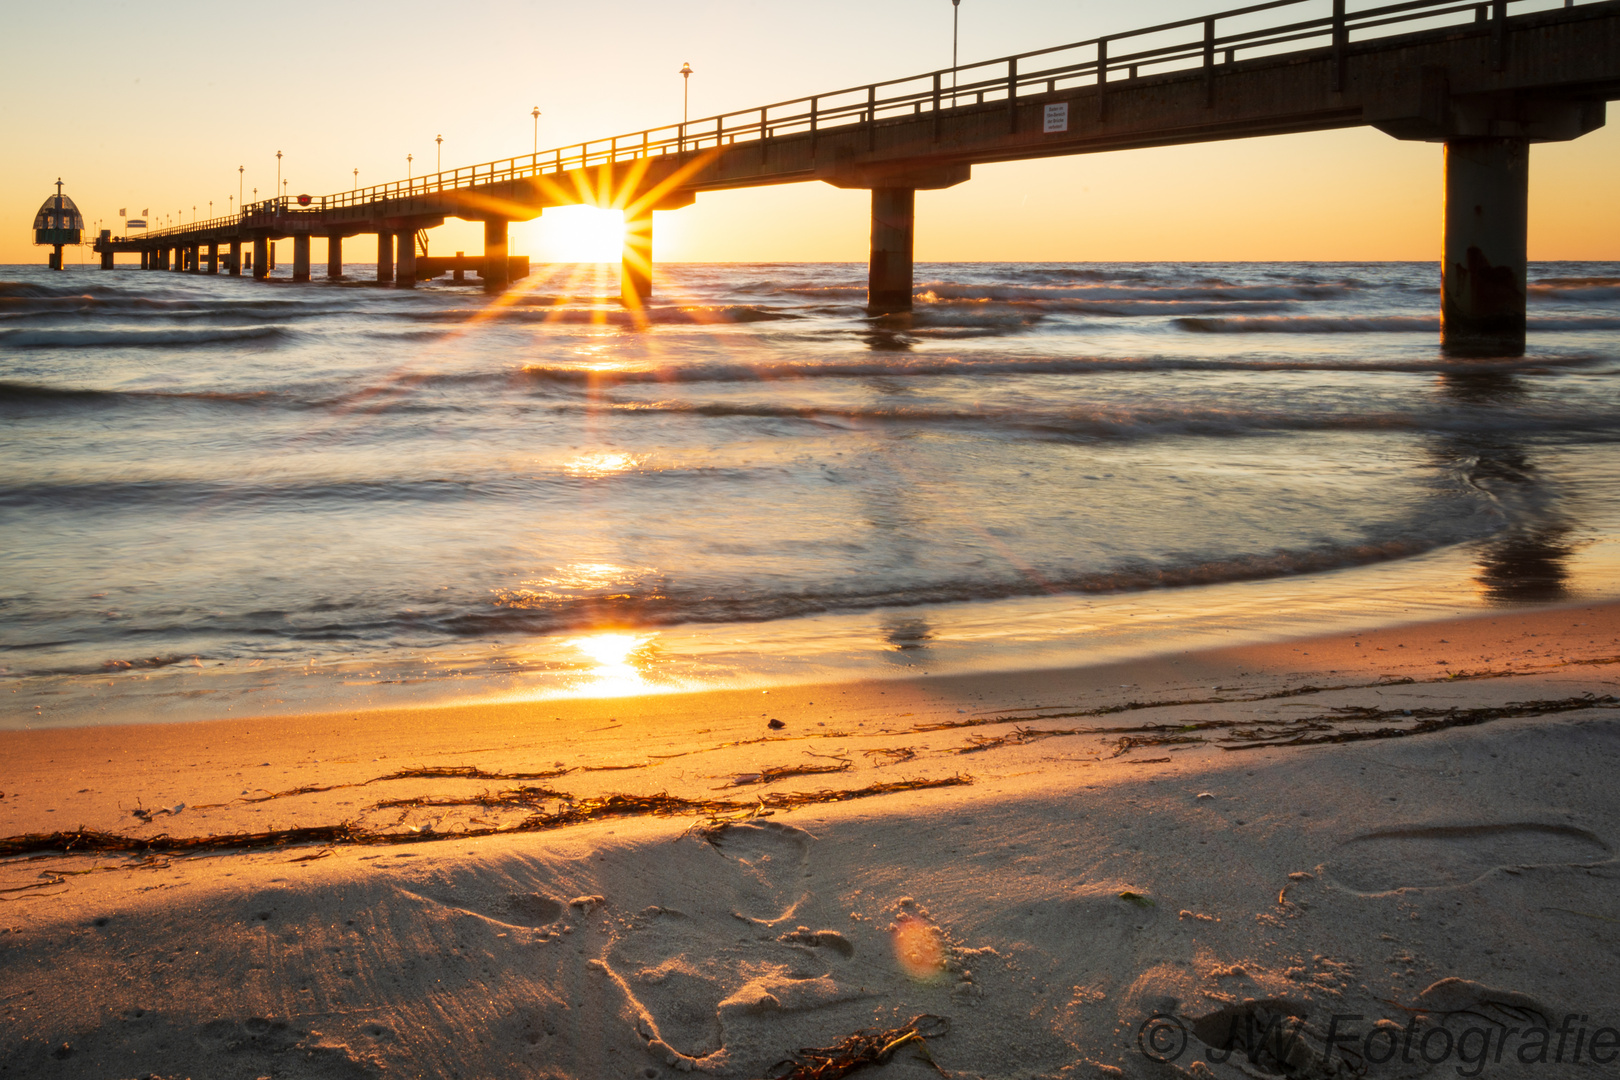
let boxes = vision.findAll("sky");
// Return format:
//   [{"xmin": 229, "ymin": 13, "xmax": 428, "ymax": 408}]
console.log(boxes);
[{"xmin": 4, "ymin": 0, "xmax": 1616, "ymax": 266}]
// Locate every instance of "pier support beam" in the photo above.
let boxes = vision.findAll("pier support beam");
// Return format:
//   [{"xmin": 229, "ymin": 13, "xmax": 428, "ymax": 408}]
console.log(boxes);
[
  {"xmin": 253, "ymin": 236, "xmax": 269, "ymax": 280},
  {"xmin": 1442, "ymin": 138, "xmax": 1528, "ymax": 356},
  {"xmin": 622, "ymin": 209, "xmax": 653, "ymax": 308},
  {"xmin": 100, "ymin": 231, "xmax": 113, "ymax": 270},
  {"xmin": 376, "ymin": 232, "xmax": 394, "ymax": 283},
  {"xmin": 327, "ymin": 235, "xmax": 342, "ymax": 281},
  {"xmin": 292, "ymin": 234, "xmax": 311, "ymax": 282},
  {"xmin": 482, "ymin": 219, "xmax": 509, "ymax": 292},
  {"xmin": 229, "ymin": 241, "xmax": 241, "ymax": 276},
  {"xmin": 395, "ymin": 229, "xmax": 417, "ymax": 289},
  {"xmin": 207, "ymin": 243, "xmax": 218, "ymax": 274},
  {"xmin": 867, "ymin": 187, "xmax": 915, "ymax": 315},
  {"xmin": 140, "ymin": 250, "xmax": 149, "ymax": 270}
]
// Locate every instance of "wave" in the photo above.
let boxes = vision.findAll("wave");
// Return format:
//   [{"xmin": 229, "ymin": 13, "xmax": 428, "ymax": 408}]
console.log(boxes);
[
  {"xmin": 1175, "ymin": 315, "xmax": 1438, "ymax": 333},
  {"xmin": 916, "ymin": 282, "xmax": 1352, "ymax": 303},
  {"xmin": 513, "ymin": 353, "xmax": 1601, "ymax": 387},
  {"xmin": 0, "ymin": 325, "xmax": 288, "ymax": 348},
  {"xmin": 440, "ymin": 536, "xmax": 1462, "ymax": 637},
  {"xmin": 584, "ymin": 399, "xmax": 1620, "ymax": 441},
  {"xmin": 401, "ymin": 303, "xmax": 800, "ymax": 326}
]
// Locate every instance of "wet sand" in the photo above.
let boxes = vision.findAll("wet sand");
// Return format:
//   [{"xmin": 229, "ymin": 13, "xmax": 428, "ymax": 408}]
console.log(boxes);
[{"xmin": 3, "ymin": 602, "xmax": 1619, "ymax": 1078}]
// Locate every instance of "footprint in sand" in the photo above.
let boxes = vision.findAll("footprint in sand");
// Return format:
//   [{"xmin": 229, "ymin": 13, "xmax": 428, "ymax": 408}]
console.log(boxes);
[
  {"xmin": 1326, "ymin": 823, "xmax": 1610, "ymax": 893},
  {"xmin": 707, "ymin": 819, "xmax": 814, "ymax": 924},
  {"xmin": 609, "ymin": 908, "xmax": 731, "ymax": 1058}
]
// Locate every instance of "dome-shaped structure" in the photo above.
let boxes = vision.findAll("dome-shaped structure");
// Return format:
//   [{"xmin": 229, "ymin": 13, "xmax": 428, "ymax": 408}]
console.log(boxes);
[
  {"xmin": 34, "ymin": 179, "xmax": 83, "ymax": 270},
  {"xmin": 34, "ymin": 190, "xmax": 84, "ymax": 245}
]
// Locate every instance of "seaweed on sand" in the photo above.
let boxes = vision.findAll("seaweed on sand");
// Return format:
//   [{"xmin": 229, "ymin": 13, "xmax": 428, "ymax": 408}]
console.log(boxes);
[
  {"xmin": 0, "ymin": 777, "xmax": 972, "ymax": 861},
  {"xmin": 196, "ymin": 764, "xmax": 579, "ymax": 809},
  {"xmin": 769, "ymin": 1014, "xmax": 951, "ymax": 1079},
  {"xmin": 1216, "ymin": 694, "xmax": 1619, "ymax": 750},
  {"xmin": 722, "ymin": 759, "xmax": 853, "ymax": 787}
]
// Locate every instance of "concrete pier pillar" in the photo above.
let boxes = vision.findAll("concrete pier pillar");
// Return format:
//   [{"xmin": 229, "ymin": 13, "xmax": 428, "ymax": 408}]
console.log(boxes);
[
  {"xmin": 621, "ymin": 209, "xmax": 653, "ymax": 307},
  {"xmin": 253, "ymin": 236, "xmax": 269, "ymax": 280},
  {"xmin": 140, "ymin": 250, "xmax": 149, "ymax": 270},
  {"xmin": 207, "ymin": 243, "xmax": 219, "ymax": 274},
  {"xmin": 1443, "ymin": 137, "xmax": 1529, "ymax": 356},
  {"xmin": 172, "ymin": 246, "xmax": 184, "ymax": 272},
  {"xmin": 867, "ymin": 187, "xmax": 916, "ymax": 315},
  {"xmin": 100, "ymin": 231, "xmax": 114, "ymax": 270},
  {"xmin": 188, "ymin": 245, "xmax": 199, "ymax": 273},
  {"xmin": 376, "ymin": 232, "xmax": 394, "ymax": 283},
  {"xmin": 292, "ymin": 234, "xmax": 311, "ymax": 282},
  {"xmin": 395, "ymin": 229, "xmax": 417, "ymax": 289},
  {"xmin": 229, "ymin": 241, "xmax": 241, "ymax": 276},
  {"xmin": 483, "ymin": 219, "xmax": 509, "ymax": 292},
  {"xmin": 327, "ymin": 234, "xmax": 343, "ymax": 280}
]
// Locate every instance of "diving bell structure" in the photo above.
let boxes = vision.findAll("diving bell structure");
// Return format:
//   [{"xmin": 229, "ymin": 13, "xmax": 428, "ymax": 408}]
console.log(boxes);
[{"xmin": 34, "ymin": 179, "xmax": 84, "ymax": 270}]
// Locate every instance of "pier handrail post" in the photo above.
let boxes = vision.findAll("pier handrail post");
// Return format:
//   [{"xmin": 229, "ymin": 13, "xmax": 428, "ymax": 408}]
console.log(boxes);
[
  {"xmin": 1332, "ymin": 0, "xmax": 1346, "ymax": 92},
  {"xmin": 1492, "ymin": 0, "xmax": 1508, "ymax": 70},
  {"xmin": 1204, "ymin": 16, "xmax": 1217, "ymax": 106},
  {"xmin": 1007, "ymin": 56, "xmax": 1018, "ymax": 133},
  {"xmin": 1097, "ymin": 37, "xmax": 1108, "ymax": 121},
  {"xmin": 810, "ymin": 96, "xmax": 819, "ymax": 155},
  {"xmin": 867, "ymin": 84, "xmax": 876, "ymax": 151},
  {"xmin": 932, "ymin": 73, "xmax": 941, "ymax": 141}
]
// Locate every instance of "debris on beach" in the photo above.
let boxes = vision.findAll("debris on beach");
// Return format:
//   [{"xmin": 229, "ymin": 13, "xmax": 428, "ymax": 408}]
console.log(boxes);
[{"xmin": 769, "ymin": 1014, "xmax": 950, "ymax": 1079}]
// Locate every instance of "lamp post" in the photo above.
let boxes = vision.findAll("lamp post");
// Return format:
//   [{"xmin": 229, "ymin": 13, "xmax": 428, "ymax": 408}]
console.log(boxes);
[
  {"xmin": 276, "ymin": 150, "xmax": 282, "ymax": 204},
  {"xmin": 208, "ymin": 200, "xmax": 213, "ymax": 220},
  {"xmin": 532, "ymin": 107, "xmax": 541, "ymax": 154},
  {"xmin": 353, "ymin": 168, "xmax": 359, "ymax": 190},
  {"xmin": 952, "ymin": 0, "xmax": 961, "ymax": 104},
  {"xmin": 238, "ymin": 165, "xmax": 244, "ymax": 210},
  {"xmin": 436, "ymin": 135, "xmax": 442, "ymax": 174},
  {"xmin": 680, "ymin": 62, "xmax": 693, "ymax": 151},
  {"xmin": 407, "ymin": 153, "xmax": 413, "ymax": 181}
]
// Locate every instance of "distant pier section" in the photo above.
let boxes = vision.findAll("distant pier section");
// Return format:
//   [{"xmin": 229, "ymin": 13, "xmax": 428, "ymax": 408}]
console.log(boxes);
[{"xmin": 95, "ymin": 0, "xmax": 1620, "ymax": 354}]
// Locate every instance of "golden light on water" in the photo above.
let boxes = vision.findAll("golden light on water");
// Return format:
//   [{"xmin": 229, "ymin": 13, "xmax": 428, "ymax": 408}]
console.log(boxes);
[
  {"xmin": 567, "ymin": 631, "xmax": 655, "ymax": 696},
  {"xmin": 565, "ymin": 450, "xmax": 639, "ymax": 477},
  {"xmin": 891, "ymin": 917, "xmax": 945, "ymax": 980}
]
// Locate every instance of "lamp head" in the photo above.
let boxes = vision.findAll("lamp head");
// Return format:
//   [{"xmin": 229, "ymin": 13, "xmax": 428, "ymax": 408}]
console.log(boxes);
[{"xmin": 680, "ymin": 62, "xmax": 693, "ymax": 78}]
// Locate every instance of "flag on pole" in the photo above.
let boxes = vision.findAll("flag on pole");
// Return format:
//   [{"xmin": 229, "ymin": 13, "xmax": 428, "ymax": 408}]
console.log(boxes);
[{"xmin": 119, "ymin": 208, "xmax": 126, "ymax": 217}]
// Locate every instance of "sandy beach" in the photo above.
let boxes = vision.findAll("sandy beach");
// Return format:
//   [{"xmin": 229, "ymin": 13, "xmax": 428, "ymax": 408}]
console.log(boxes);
[{"xmin": 3, "ymin": 601, "xmax": 1619, "ymax": 1079}]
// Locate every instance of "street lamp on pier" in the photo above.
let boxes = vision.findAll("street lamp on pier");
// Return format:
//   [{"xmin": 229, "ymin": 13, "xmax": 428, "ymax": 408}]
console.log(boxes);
[
  {"xmin": 436, "ymin": 135, "xmax": 443, "ymax": 174},
  {"xmin": 238, "ymin": 165, "xmax": 244, "ymax": 210},
  {"xmin": 353, "ymin": 168, "xmax": 359, "ymax": 190},
  {"xmin": 952, "ymin": 0, "xmax": 962, "ymax": 104},
  {"xmin": 276, "ymin": 151, "xmax": 282, "ymax": 203},
  {"xmin": 407, "ymin": 153, "xmax": 413, "ymax": 181},
  {"xmin": 680, "ymin": 63, "xmax": 693, "ymax": 151},
  {"xmin": 532, "ymin": 107, "xmax": 541, "ymax": 154}
]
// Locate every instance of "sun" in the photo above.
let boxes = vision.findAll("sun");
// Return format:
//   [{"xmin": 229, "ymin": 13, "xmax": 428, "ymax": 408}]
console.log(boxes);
[{"xmin": 529, "ymin": 205, "xmax": 626, "ymax": 263}]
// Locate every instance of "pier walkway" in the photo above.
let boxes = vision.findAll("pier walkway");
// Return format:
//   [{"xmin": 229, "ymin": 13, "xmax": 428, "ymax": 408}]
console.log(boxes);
[{"xmin": 95, "ymin": 0, "xmax": 1620, "ymax": 353}]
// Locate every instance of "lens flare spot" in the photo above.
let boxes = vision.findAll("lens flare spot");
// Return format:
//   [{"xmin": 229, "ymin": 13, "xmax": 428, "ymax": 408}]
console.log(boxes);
[{"xmin": 891, "ymin": 917, "xmax": 945, "ymax": 980}]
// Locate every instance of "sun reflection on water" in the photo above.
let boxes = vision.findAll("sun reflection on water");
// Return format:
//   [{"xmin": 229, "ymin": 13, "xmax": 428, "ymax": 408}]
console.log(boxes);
[
  {"xmin": 566, "ymin": 631, "xmax": 656, "ymax": 696},
  {"xmin": 565, "ymin": 451, "xmax": 640, "ymax": 477}
]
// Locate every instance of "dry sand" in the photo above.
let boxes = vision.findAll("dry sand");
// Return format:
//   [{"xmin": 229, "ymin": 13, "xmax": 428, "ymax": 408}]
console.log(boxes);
[{"xmin": 3, "ymin": 602, "xmax": 1619, "ymax": 1079}]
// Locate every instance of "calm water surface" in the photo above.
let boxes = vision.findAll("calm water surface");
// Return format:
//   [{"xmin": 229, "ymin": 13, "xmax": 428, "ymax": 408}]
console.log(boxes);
[{"xmin": 4, "ymin": 260, "xmax": 1620, "ymax": 726}]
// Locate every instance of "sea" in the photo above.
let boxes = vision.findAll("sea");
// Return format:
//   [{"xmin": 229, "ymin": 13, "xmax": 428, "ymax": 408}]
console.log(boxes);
[{"xmin": 4, "ymin": 259, "xmax": 1620, "ymax": 728}]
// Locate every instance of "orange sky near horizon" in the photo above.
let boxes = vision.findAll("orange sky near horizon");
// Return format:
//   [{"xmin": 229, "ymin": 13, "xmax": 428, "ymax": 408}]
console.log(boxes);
[{"xmin": 5, "ymin": 0, "xmax": 1616, "ymax": 267}]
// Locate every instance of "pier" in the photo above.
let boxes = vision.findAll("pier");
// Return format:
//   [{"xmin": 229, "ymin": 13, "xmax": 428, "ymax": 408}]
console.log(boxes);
[{"xmin": 94, "ymin": 0, "xmax": 1620, "ymax": 354}]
